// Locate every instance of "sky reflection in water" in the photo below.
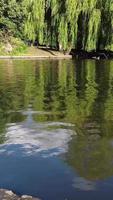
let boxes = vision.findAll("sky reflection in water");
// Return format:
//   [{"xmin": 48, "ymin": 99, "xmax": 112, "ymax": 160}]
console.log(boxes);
[{"xmin": 1, "ymin": 110, "xmax": 74, "ymax": 157}]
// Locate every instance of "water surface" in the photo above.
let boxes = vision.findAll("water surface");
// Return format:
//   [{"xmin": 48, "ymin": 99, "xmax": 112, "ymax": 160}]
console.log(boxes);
[{"xmin": 0, "ymin": 59, "xmax": 113, "ymax": 200}]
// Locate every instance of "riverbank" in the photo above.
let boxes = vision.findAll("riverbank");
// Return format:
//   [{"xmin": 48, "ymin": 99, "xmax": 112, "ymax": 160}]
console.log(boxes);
[
  {"xmin": 0, "ymin": 46, "xmax": 113, "ymax": 60},
  {"xmin": 0, "ymin": 46, "xmax": 72, "ymax": 59},
  {"xmin": 71, "ymin": 50, "xmax": 113, "ymax": 59},
  {"xmin": 0, "ymin": 55, "xmax": 72, "ymax": 59},
  {"xmin": 0, "ymin": 189, "xmax": 40, "ymax": 200}
]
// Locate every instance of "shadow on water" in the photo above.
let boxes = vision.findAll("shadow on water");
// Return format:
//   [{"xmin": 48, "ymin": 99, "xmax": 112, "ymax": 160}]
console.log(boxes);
[{"xmin": 0, "ymin": 59, "xmax": 113, "ymax": 199}]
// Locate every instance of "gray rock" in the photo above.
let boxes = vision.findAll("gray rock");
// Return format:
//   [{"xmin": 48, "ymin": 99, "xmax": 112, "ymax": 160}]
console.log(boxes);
[
  {"xmin": 0, "ymin": 189, "xmax": 41, "ymax": 200},
  {"xmin": 4, "ymin": 43, "xmax": 13, "ymax": 53}
]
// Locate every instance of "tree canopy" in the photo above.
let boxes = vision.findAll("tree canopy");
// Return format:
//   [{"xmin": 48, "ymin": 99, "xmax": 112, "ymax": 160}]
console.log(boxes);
[{"xmin": 0, "ymin": 0, "xmax": 113, "ymax": 51}]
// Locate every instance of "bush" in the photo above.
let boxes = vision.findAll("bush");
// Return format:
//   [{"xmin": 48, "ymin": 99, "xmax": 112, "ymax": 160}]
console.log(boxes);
[
  {"xmin": 0, "ymin": 37, "xmax": 28, "ymax": 55},
  {"xmin": 10, "ymin": 37, "xmax": 27, "ymax": 55}
]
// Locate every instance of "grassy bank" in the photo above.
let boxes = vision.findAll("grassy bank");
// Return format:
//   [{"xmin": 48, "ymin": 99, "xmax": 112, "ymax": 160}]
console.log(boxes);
[
  {"xmin": 0, "ymin": 37, "xmax": 27, "ymax": 56},
  {"xmin": 0, "ymin": 39, "xmax": 72, "ymax": 58}
]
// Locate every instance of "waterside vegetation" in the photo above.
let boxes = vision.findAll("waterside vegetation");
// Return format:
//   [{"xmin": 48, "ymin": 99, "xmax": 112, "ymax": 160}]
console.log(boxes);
[{"xmin": 0, "ymin": 0, "xmax": 113, "ymax": 55}]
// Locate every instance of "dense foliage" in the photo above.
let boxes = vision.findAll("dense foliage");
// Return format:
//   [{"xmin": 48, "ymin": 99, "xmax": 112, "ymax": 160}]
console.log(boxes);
[{"xmin": 0, "ymin": 0, "xmax": 113, "ymax": 51}]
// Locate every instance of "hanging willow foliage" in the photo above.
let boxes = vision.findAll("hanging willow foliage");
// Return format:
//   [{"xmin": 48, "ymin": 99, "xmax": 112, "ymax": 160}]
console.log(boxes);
[
  {"xmin": 22, "ymin": 0, "xmax": 113, "ymax": 51},
  {"xmin": 66, "ymin": 0, "xmax": 79, "ymax": 48},
  {"xmin": 45, "ymin": 0, "xmax": 60, "ymax": 47},
  {"xmin": 24, "ymin": 0, "xmax": 45, "ymax": 44},
  {"xmin": 86, "ymin": 9, "xmax": 101, "ymax": 51},
  {"xmin": 1, "ymin": 0, "xmax": 113, "ymax": 51},
  {"xmin": 58, "ymin": 16, "xmax": 68, "ymax": 50}
]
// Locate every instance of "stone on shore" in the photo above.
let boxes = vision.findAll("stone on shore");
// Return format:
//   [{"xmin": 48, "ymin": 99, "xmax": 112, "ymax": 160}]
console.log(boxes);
[
  {"xmin": 0, "ymin": 189, "xmax": 40, "ymax": 200},
  {"xmin": 4, "ymin": 43, "xmax": 13, "ymax": 53}
]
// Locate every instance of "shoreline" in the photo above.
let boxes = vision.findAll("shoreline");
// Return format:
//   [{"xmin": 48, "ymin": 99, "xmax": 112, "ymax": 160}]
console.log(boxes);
[
  {"xmin": 71, "ymin": 50, "xmax": 113, "ymax": 59},
  {"xmin": 0, "ymin": 55, "xmax": 72, "ymax": 60},
  {"xmin": 0, "ymin": 47, "xmax": 113, "ymax": 60},
  {"xmin": 0, "ymin": 47, "xmax": 72, "ymax": 60}
]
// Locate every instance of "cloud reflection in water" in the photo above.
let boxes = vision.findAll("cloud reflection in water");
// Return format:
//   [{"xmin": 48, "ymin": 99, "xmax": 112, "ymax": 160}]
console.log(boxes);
[{"xmin": 0, "ymin": 112, "xmax": 75, "ymax": 157}]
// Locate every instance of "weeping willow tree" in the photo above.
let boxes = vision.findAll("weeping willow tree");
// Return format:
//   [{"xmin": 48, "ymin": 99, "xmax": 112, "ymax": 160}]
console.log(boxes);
[
  {"xmin": 86, "ymin": 9, "xmax": 101, "ymax": 51},
  {"xmin": 44, "ymin": 0, "xmax": 60, "ymax": 47},
  {"xmin": 103, "ymin": 0, "xmax": 113, "ymax": 51},
  {"xmin": 24, "ymin": 0, "xmax": 45, "ymax": 44},
  {"xmin": 2, "ymin": 0, "xmax": 113, "ymax": 51},
  {"xmin": 65, "ymin": 0, "xmax": 79, "ymax": 49}
]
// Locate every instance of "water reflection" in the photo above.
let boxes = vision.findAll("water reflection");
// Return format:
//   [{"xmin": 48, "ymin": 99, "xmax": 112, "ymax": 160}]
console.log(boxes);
[
  {"xmin": 65, "ymin": 135, "xmax": 113, "ymax": 180},
  {"xmin": 0, "ymin": 59, "xmax": 113, "ymax": 199},
  {"xmin": 0, "ymin": 109, "xmax": 74, "ymax": 157},
  {"xmin": 72, "ymin": 177, "xmax": 96, "ymax": 191}
]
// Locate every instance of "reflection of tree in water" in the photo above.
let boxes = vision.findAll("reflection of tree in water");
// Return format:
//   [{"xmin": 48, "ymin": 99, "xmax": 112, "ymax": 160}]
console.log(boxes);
[
  {"xmin": 64, "ymin": 60, "xmax": 98, "ymax": 128},
  {"xmin": 0, "ymin": 112, "xmax": 7, "ymax": 144},
  {"xmin": 1, "ymin": 59, "xmax": 113, "ymax": 143},
  {"xmin": 65, "ymin": 135, "xmax": 113, "ymax": 180}
]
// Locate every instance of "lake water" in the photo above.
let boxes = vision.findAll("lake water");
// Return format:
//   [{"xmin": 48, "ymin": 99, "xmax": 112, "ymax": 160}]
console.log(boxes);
[{"xmin": 0, "ymin": 59, "xmax": 113, "ymax": 200}]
